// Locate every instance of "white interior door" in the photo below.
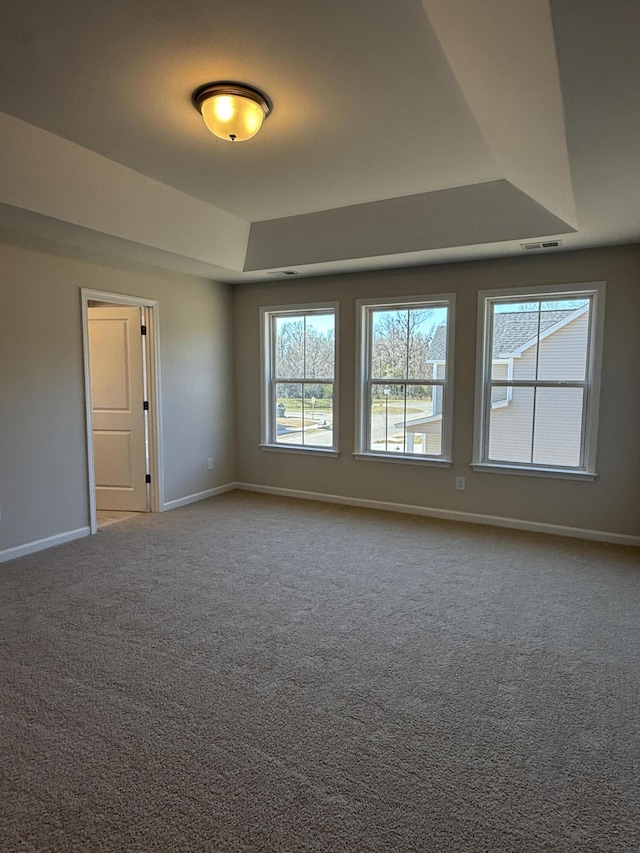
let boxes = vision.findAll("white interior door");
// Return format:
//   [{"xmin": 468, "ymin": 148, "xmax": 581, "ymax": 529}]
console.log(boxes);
[{"xmin": 88, "ymin": 306, "xmax": 149, "ymax": 511}]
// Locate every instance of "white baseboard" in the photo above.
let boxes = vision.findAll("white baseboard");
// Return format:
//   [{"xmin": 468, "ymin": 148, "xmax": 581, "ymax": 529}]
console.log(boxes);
[
  {"xmin": 0, "ymin": 526, "xmax": 91, "ymax": 564},
  {"xmin": 4, "ymin": 486, "xmax": 633, "ymax": 564},
  {"xmin": 162, "ymin": 482, "xmax": 236, "ymax": 511},
  {"xmin": 236, "ymin": 483, "xmax": 640, "ymax": 547}
]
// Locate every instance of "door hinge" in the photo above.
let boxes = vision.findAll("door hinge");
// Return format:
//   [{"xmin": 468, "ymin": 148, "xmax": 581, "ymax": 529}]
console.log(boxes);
[
  {"xmin": 141, "ymin": 325, "xmax": 147, "ymax": 335},
  {"xmin": 143, "ymin": 400, "xmax": 149, "ymax": 411},
  {"xmin": 145, "ymin": 474, "xmax": 151, "ymax": 484}
]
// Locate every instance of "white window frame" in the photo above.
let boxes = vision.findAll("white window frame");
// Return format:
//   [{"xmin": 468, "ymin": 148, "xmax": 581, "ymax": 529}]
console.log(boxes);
[
  {"xmin": 472, "ymin": 281, "xmax": 606, "ymax": 480},
  {"xmin": 260, "ymin": 302, "xmax": 339, "ymax": 456},
  {"xmin": 354, "ymin": 294, "xmax": 455, "ymax": 466}
]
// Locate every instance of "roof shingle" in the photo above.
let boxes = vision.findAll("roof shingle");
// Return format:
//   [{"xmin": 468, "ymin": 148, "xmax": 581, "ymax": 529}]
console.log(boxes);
[{"xmin": 425, "ymin": 309, "xmax": 576, "ymax": 361}]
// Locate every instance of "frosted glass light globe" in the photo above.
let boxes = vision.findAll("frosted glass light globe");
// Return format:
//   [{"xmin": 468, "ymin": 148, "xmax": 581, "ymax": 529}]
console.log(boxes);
[{"xmin": 193, "ymin": 83, "xmax": 271, "ymax": 142}]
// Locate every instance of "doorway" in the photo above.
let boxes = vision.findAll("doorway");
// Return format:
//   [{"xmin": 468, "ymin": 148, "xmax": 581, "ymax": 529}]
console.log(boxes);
[{"xmin": 81, "ymin": 289, "xmax": 163, "ymax": 534}]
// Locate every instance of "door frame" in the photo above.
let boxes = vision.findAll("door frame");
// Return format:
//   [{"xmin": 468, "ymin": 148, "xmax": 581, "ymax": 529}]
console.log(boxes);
[{"xmin": 81, "ymin": 288, "xmax": 164, "ymax": 533}]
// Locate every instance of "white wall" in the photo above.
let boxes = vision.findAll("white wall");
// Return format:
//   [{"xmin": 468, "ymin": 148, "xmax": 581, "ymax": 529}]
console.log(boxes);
[
  {"xmin": 234, "ymin": 244, "xmax": 640, "ymax": 540},
  {"xmin": 0, "ymin": 240, "xmax": 235, "ymax": 554}
]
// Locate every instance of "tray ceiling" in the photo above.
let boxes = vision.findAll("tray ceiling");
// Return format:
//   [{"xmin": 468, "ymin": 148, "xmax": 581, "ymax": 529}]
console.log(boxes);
[{"xmin": 0, "ymin": 0, "xmax": 637, "ymax": 282}]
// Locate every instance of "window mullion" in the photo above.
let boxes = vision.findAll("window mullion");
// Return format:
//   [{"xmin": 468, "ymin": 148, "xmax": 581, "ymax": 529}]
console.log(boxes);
[
  {"xmin": 270, "ymin": 316, "xmax": 278, "ymax": 444},
  {"xmin": 483, "ymin": 305, "xmax": 494, "ymax": 462},
  {"xmin": 404, "ymin": 309, "xmax": 411, "ymax": 382},
  {"xmin": 270, "ymin": 378, "xmax": 276, "ymax": 444},
  {"xmin": 579, "ymin": 383, "xmax": 589, "ymax": 467},
  {"xmin": 301, "ymin": 317, "xmax": 307, "ymax": 445},
  {"xmin": 487, "ymin": 380, "xmax": 587, "ymax": 388},
  {"xmin": 529, "ymin": 302, "xmax": 543, "ymax": 464}
]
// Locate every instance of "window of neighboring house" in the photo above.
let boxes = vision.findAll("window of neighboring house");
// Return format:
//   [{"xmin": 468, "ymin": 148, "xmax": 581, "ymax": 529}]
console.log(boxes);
[
  {"xmin": 490, "ymin": 361, "xmax": 512, "ymax": 407},
  {"xmin": 355, "ymin": 295, "xmax": 455, "ymax": 464},
  {"xmin": 473, "ymin": 282, "xmax": 606, "ymax": 479},
  {"xmin": 260, "ymin": 303, "xmax": 338, "ymax": 453}
]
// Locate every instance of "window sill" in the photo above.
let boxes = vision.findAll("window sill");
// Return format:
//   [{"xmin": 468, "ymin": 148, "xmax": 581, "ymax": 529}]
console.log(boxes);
[
  {"xmin": 260, "ymin": 444, "xmax": 339, "ymax": 458},
  {"xmin": 471, "ymin": 462, "xmax": 596, "ymax": 481},
  {"xmin": 354, "ymin": 452, "xmax": 452, "ymax": 468}
]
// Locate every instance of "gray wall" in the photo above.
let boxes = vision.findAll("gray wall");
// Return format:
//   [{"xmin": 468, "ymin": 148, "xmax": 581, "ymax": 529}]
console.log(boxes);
[
  {"xmin": 2, "ymin": 238, "xmax": 637, "ymax": 554},
  {"xmin": 234, "ymin": 244, "xmax": 640, "ymax": 538},
  {"xmin": 0, "ymin": 240, "xmax": 235, "ymax": 552}
]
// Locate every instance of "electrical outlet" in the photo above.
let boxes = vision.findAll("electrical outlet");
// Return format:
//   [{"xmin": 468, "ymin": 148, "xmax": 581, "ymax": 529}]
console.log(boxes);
[
  {"xmin": 207, "ymin": 457, "xmax": 214, "ymax": 470},
  {"xmin": 455, "ymin": 476, "xmax": 466, "ymax": 491}
]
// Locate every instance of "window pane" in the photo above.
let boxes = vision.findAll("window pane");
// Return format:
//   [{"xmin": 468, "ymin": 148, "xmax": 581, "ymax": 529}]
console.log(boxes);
[
  {"xmin": 275, "ymin": 383, "xmax": 334, "ymax": 447},
  {"xmin": 370, "ymin": 310, "xmax": 409, "ymax": 380},
  {"xmin": 491, "ymin": 303, "xmax": 538, "ymax": 380},
  {"xmin": 305, "ymin": 313, "xmax": 335, "ymax": 380},
  {"xmin": 369, "ymin": 383, "xmax": 404, "ymax": 451},
  {"xmin": 275, "ymin": 383, "xmax": 302, "ymax": 443},
  {"xmin": 368, "ymin": 384, "xmax": 441, "ymax": 455},
  {"xmin": 275, "ymin": 313, "xmax": 335, "ymax": 380},
  {"xmin": 544, "ymin": 298, "xmax": 590, "ymax": 312},
  {"xmin": 536, "ymin": 300, "xmax": 590, "ymax": 381},
  {"xmin": 491, "ymin": 299, "xmax": 590, "ymax": 382},
  {"xmin": 488, "ymin": 386, "xmax": 534, "ymax": 463},
  {"xmin": 488, "ymin": 385, "xmax": 585, "ymax": 467},
  {"xmin": 302, "ymin": 385, "xmax": 334, "ymax": 448},
  {"xmin": 404, "ymin": 384, "xmax": 442, "ymax": 455},
  {"xmin": 275, "ymin": 316, "xmax": 304, "ymax": 379},
  {"xmin": 408, "ymin": 306, "xmax": 447, "ymax": 380},
  {"xmin": 532, "ymin": 387, "xmax": 583, "ymax": 467},
  {"xmin": 371, "ymin": 307, "xmax": 446, "ymax": 382}
]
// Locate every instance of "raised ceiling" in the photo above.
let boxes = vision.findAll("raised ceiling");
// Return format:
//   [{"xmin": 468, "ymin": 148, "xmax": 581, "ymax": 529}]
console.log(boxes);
[{"xmin": 0, "ymin": 0, "xmax": 638, "ymax": 282}]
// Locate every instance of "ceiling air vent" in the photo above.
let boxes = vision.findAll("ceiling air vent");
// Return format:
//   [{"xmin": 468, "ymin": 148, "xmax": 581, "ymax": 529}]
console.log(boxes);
[
  {"xmin": 267, "ymin": 270, "xmax": 299, "ymax": 276},
  {"xmin": 521, "ymin": 239, "xmax": 563, "ymax": 251}
]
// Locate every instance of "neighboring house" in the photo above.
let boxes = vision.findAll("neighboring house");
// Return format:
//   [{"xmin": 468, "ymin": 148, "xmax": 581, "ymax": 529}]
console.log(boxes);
[{"xmin": 400, "ymin": 306, "xmax": 589, "ymax": 461}]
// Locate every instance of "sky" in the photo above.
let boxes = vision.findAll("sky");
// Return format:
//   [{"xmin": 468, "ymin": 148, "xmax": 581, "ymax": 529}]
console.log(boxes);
[{"xmin": 494, "ymin": 298, "xmax": 589, "ymax": 314}]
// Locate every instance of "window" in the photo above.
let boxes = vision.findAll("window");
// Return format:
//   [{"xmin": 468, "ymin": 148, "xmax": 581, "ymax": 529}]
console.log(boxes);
[
  {"xmin": 473, "ymin": 282, "xmax": 606, "ymax": 479},
  {"xmin": 356, "ymin": 295, "xmax": 454, "ymax": 464},
  {"xmin": 261, "ymin": 303, "xmax": 337, "ymax": 453}
]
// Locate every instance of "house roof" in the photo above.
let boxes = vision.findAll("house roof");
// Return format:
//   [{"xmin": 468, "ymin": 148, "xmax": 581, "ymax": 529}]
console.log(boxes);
[
  {"xmin": 0, "ymin": 0, "xmax": 638, "ymax": 283},
  {"xmin": 425, "ymin": 309, "xmax": 575, "ymax": 361},
  {"xmin": 491, "ymin": 310, "xmax": 575, "ymax": 358},
  {"xmin": 424, "ymin": 324, "xmax": 448, "ymax": 361}
]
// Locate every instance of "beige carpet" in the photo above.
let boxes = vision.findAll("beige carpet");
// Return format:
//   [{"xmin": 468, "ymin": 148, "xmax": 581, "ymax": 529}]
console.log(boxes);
[{"xmin": 1, "ymin": 491, "xmax": 639, "ymax": 852}]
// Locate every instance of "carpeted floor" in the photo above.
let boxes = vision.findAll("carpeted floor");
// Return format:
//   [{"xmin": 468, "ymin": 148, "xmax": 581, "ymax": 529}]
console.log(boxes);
[{"xmin": 1, "ymin": 491, "xmax": 639, "ymax": 852}]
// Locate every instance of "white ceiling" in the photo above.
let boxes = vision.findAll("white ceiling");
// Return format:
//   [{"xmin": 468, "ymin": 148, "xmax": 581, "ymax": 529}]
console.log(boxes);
[{"xmin": 0, "ymin": 0, "xmax": 638, "ymax": 283}]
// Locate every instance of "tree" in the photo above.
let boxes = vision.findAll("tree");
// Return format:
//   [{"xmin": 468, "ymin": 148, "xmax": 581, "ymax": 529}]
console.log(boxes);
[
  {"xmin": 370, "ymin": 308, "xmax": 434, "ymax": 386},
  {"xmin": 275, "ymin": 319, "xmax": 304, "ymax": 380},
  {"xmin": 275, "ymin": 318, "xmax": 335, "ymax": 400},
  {"xmin": 305, "ymin": 326, "xmax": 334, "ymax": 379}
]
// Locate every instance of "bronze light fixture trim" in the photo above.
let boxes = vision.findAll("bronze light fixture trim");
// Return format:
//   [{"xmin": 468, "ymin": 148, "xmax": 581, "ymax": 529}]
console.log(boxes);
[{"xmin": 192, "ymin": 81, "xmax": 272, "ymax": 142}]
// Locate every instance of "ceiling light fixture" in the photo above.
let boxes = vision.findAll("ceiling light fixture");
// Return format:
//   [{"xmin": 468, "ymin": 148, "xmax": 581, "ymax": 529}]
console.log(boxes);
[{"xmin": 192, "ymin": 82, "xmax": 272, "ymax": 142}]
